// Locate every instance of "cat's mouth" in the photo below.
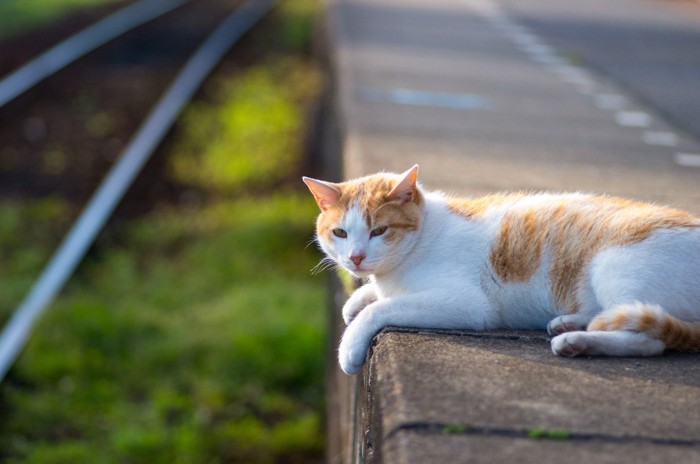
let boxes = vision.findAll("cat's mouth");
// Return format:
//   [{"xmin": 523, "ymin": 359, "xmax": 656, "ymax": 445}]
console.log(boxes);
[{"xmin": 346, "ymin": 262, "xmax": 372, "ymax": 276}]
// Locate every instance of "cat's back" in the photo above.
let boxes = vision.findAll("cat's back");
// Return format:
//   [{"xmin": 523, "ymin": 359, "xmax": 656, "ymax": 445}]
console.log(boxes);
[
  {"xmin": 444, "ymin": 191, "xmax": 699, "ymax": 310},
  {"xmin": 486, "ymin": 192, "xmax": 697, "ymax": 279},
  {"xmin": 446, "ymin": 191, "xmax": 699, "ymax": 243}
]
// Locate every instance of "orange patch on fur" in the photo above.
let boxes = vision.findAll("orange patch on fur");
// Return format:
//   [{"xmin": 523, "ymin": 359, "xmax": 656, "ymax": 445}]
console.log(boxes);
[
  {"xmin": 590, "ymin": 303, "xmax": 700, "ymax": 351},
  {"xmin": 637, "ymin": 309, "xmax": 658, "ymax": 332},
  {"xmin": 480, "ymin": 195, "xmax": 699, "ymax": 312},
  {"xmin": 587, "ymin": 314, "xmax": 611, "ymax": 331},
  {"xmin": 491, "ymin": 208, "xmax": 546, "ymax": 282},
  {"xmin": 614, "ymin": 313, "xmax": 631, "ymax": 329},
  {"xmin": 656, "ymin": 318, "xmax": 700, "ymax": 350}
]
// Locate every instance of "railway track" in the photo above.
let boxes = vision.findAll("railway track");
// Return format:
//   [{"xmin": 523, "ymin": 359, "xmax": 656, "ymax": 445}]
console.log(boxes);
[
  {"xmin": 0, "ymin": 0, "xmax": 278, "ymax": 381},
  {"xmin": 0, "ymin": 0, "xmax": 244, "ymax": 203},
  {"xmin": 0, "ymin": 0, "xmax": 192, "ymax": 108}
]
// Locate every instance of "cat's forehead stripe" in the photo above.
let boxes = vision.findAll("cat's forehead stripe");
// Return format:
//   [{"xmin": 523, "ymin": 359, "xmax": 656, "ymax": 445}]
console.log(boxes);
[
  {"xmin": 336, "ymin": 175, "xmax": 401, "ymax": 225},
  {"xmin": 345, "ymin": 202, "xmax": 368, "ymax": 230}
]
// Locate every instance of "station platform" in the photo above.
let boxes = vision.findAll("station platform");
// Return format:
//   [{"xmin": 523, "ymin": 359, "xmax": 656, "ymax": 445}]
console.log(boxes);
[{"xmin": 321, "ymin": 0, "xmax": 700, "ymax": 462}]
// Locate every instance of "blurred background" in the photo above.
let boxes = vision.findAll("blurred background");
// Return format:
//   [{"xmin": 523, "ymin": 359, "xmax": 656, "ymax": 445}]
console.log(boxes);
[
  {"xmin": 2, "ymin": 0, "xmax": 700, "ymax": 462},
  {"xmin": 0, "ymin": 0, "xmax": 327, "ymax": 462}
]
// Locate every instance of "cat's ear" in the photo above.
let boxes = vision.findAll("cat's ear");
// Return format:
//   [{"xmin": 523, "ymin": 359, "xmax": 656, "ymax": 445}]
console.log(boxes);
[
  {"xmin": 388, "ymin": 164, "xmax": 419, "ymax": 203},
  {"xmin": 302, "ymin": 177, "xmax": 341, "ymax": 211}
]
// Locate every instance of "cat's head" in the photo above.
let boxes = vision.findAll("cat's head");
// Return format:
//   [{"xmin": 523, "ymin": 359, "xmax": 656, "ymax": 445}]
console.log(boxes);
[{"xmin": 303, "ymin": 165, "xmax": 423, "ymax": 278}]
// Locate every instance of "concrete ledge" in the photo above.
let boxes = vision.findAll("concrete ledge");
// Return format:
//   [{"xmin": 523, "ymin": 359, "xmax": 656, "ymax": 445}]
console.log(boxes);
[
  {"xmin": 360, "ymin": 329, "xmax": 700, "ymax": 462},
  {"xmin": 326, "ymin": 281, "xmax": 700, "ymax": 463}
]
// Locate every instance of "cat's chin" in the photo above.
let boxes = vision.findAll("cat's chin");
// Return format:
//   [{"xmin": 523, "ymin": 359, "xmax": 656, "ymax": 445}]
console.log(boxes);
[{"xmin": 345, "ymin": 267, "xmax": 373, "ymax": 279}]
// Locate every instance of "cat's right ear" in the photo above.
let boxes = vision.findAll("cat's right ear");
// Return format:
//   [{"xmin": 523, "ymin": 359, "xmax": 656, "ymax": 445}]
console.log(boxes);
[{"xmin": 302, "ymin": 177, "xmax": 341, "ymax": 211}]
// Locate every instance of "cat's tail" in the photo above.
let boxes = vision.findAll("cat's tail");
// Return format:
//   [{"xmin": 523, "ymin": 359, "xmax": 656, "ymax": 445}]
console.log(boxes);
[{"xmin": 588, "ymin": 302, "xmax": 700, "ymax": 351}]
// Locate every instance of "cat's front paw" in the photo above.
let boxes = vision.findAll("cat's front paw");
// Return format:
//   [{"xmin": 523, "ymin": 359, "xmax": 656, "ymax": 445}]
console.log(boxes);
[
  {"xmin": 551, "ymin": 332, "xmax": 589, "ymax": 357},
  {"xmin": 342, "ymin": 300, "xmax": 365, "ymax": 325},
  {"xmin": 342, "ymin": 285, "xmax": 377, "ymax": 325},
  {"xmin": 338, "ymin": 336, "xmax": 367, "ymax": 374},
  {"xmin": 338, "ymin": 314, "xmax": 377, "ymax": 374}
]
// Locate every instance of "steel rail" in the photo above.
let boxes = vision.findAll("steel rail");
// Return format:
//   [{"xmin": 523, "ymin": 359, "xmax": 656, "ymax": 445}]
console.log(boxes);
[
  {"xmin": 0, "ymin": 0, "xmax": 192, "ymax": 108},
  {"xmin": 0, "ymin": 0, "xmax": 278, "ymax": 382}
]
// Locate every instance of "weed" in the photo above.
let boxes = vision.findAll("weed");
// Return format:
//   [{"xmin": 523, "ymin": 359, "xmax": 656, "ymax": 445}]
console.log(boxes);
[
  {"xmin": 527, "ymin": 427, "xmax": 571, "ymax": 440},
  {"xmin": 442, "ymin": 424, "xmax": 471, "ymax": 435}
]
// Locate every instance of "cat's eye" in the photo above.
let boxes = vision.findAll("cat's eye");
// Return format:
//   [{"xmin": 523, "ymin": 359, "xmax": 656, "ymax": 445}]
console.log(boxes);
[
  {"xmin": 332, "ymin": 228, "xmax": 347, "ymax": 238},
  {"xmin": 370, "ymin": 226, "xmax": 387, "ymax": 238}
]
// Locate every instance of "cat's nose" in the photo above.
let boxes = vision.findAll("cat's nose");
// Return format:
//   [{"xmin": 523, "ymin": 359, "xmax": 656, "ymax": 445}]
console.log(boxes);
[{"xmin": 350, "ymin": 254, "xmax": 366, "ymax": 267}]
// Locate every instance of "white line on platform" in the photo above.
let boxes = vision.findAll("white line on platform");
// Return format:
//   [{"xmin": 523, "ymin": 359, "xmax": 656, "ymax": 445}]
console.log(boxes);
[
  {"xmin": 615, "ymin": 111, "xmax": 652, "ymax": 127},
  {"xmin": 466, "ymin": 0, "xmax": 697, "ymax": 174},
  {"xmin": 674, "ymin": 153, "xmax": 700, "ymax": 167},
  {"xmin": 594, "ymin": 94, "xmax": 627, "ymax": 110},
  {"xmin": 359, "ymin": 88, "xmax": 490, "ymax": 110},
  {"xmin": 642, "ymin": 131, "xmax": 678, "ymax": 147},
  {"xmin": 550, "ymin": 65, "xmax": 589, "ymax": 79},
  {"xmin": 520, "ymin": 43, "xmax": 555, "ymax": 56},
  {"xmin": 562, "ymin": 74, "xmax": 594, "ymax": 86},
  {"xmin": 510, "ymin": 33, "xmax": 541, "ymax": 47},
  {"xmin": 528, "ymin": 53, "xmax": 565, "ymax": 66}
]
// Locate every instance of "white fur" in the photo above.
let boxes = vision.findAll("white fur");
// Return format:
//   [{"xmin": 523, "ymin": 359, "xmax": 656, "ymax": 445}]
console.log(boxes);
[
  {"xmin": 318, "ymin": 187, "xmax": 700, "ymax": 374},
  {"xmin": 551, "ymin": 331, "xmax": 665, "ymax": 357}
]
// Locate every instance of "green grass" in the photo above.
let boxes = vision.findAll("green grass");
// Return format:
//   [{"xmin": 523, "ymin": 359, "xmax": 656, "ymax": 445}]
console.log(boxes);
[
  {"xmin": 2, "ymin": 193, "xmax": 326, "ymax": 463},
  {"xmin": 171, "ymin": 59, "xmax": 322, "ymax": 193},
  {"xmin": 526, "ymin": 428, "xmax": 571, "ymax": 440},
  {"xmin": 442, "ymin": 424, "xmax": 470, "ymax": 435},
  {"xmin": 0, "ymin": 198, "xmax": 73, "ymax": 325},
  {"xmin": 0, "ymin": 1, "xmax": 327, "ymax": 461},
  {"xmin": 0, "ymin": 0, "xmax": 123, "ymax": 40}
]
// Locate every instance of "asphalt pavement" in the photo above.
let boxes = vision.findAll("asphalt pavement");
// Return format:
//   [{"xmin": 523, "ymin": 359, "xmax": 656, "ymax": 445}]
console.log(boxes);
[
  {"xmin": 323, "ymin": 0, "xmax": 700, "ymax": 462},
  {"xmin": 330, "ymin": 0, "xmax": 700, "ymax": 211}
]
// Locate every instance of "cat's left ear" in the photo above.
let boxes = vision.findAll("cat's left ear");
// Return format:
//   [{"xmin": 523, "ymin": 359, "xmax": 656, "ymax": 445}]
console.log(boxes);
[
  {"xmin": 302, "ymin": 177, "xmax": 341, "ymax": 211},
  {"xmin": 388, "ymin": 164, "xmax": 419, "ymax": 203}
]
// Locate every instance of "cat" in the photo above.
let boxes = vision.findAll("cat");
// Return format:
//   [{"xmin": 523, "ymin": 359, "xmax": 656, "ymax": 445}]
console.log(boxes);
[{"xmin": 303, "ymin": 165, "xmax": 700, "ymax": 374}]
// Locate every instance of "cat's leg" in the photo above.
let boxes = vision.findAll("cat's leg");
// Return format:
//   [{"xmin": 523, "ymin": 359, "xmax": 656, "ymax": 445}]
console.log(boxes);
[
  {"xmin": 551, "ymin": 331, "xmax": 664, "ymax": 357},
  {"xmin": 551, "ymin": 303, "xmax": 666, "ymax": 356},
  {"xmin": 342, "ymin": 283, "xmax": 378, "ymax": 324},
  {"xmin": 547, "ymin": 314, "xmax": 593, "ymax": 335},
  {"xmin": 338, "ymin": 287, "xmax": 491, "ymax": 374}
]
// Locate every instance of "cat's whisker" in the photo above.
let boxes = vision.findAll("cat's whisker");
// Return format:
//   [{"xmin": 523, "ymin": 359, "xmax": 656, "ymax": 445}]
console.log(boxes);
[
  {"xmin": 311, "ymin": 257, "xmax": 337, "ymax": 275},
  {"xmin": 304, "ymin": 237, "xmax": 319, "ymax": 250},
  {"xmin": 313, "ymin": 263, "xmax": 337, "ymax": 275}
]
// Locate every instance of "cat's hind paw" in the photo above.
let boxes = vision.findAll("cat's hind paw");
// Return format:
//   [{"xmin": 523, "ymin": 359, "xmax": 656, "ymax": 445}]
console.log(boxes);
[
  {"xmin": 551, "ymin": 332, "xmax": 590, "ymax": 357},
  {"xmin": 547, "ymin": 314, "xmax": 591, "ymax": 336},
  {"xmin": 551, "ymin": 331, "xmax": 666, "ymax": 357},
  {"xmin": 552, "ymin": 331, "xmax": 665, "ymax": 357}
]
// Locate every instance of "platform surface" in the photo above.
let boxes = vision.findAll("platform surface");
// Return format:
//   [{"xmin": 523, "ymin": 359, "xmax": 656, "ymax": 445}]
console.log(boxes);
[{"xmin": 322, "ymin": 0, "xmax": 700, "ymax": 462}]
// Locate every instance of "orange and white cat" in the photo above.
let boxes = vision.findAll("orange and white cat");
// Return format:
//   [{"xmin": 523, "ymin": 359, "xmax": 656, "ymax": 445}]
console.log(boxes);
[{"xmin": 303, "ymin": 165, "xmax": 700, "ymax": 374}]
